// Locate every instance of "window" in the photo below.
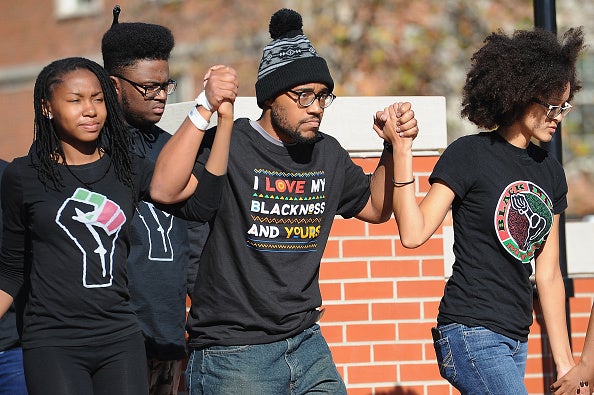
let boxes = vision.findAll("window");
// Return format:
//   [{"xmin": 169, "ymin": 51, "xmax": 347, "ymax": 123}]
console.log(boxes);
[{"xmin": 55, "ymin": 0, "xmax": 102, "ymax": 19}]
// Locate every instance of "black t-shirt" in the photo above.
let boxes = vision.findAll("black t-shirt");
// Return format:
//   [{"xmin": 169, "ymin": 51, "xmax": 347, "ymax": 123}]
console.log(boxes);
[
  {"xmin": 127, "ymin": 126, "xmax": 190, "ymax": 360},
  {"xmin": 431, "ymin": 132, "xmax": 567, "ymax": 341},
  {"xmin": 0, "ymin": 153, "xmax": 154, "ymax": 349},
  {"xmin": 186, "ymin": 118, "xmax": 371, "ymax": 349}
]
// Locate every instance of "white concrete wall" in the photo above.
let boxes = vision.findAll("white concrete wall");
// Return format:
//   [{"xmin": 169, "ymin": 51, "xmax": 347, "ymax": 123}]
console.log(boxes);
[{"xmin": 157, "ymin": 96, "xmax": 447, "ymax": 156}]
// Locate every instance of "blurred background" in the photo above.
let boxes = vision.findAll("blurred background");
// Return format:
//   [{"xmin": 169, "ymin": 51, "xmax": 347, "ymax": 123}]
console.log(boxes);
[{"xmin": 1, "ymin": 0, "xmax": 593, "ymax": 218}]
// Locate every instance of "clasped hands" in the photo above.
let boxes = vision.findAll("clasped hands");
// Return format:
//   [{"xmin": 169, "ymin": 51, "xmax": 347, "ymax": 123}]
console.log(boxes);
[
  {"xmin": 202, "ymin": 65, "xmax": 238, "ymax": 117},
  {"xmin": 373, "ymin": 102, "xmax": 419, "ymax": 148}
]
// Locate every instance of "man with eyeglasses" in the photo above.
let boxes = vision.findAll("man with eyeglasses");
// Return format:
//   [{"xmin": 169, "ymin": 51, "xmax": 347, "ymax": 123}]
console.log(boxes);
[
  {"xmin": 101, "ymin": 7, "xmax": 209, "ymax": 395},
  {"xmin": 149, "ymin": 8, "xmax": 418, "ymax": 394}
]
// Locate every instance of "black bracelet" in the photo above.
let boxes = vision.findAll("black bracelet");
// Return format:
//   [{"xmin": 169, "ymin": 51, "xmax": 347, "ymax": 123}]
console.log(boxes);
[
  {"xmin": 392, "ymin": 178, "xmax": 415, "ymax": 186},
  {"xmin": 383, "ymin": 141, "xmax": 393, "ymax": 153}
]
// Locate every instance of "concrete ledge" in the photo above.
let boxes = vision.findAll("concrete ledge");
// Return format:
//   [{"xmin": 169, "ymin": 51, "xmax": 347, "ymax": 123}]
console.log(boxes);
[{"xmin": 157, "ymin": 96, "xmax": 447, "ymax": 154}]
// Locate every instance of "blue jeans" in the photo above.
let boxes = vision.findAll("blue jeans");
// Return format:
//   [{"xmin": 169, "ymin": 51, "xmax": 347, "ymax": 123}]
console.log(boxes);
[
  {"xmin": 185, "ymin": 324, "xmax": 346, "ymax": 395},
  {"xmin": 0, "ymin": 347, "xmax": 28, "ymax": 395},
  {"xmin": 432, "ymin": 323, "xmax": 528, "ymax": 395}
]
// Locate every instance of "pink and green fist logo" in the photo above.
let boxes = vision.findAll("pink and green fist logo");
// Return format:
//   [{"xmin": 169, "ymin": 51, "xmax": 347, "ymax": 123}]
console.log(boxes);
[{"xmin": 56, "ymin": 188, "xmax": 126, "ymax": 288}]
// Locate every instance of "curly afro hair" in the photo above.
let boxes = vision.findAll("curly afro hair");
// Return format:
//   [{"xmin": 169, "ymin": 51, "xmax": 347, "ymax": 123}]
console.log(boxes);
[
  {"xmin": 461, "ymin": 26, "xmax": 586, "ymax": 130},
  {"xmin": 101, "ymin": 22, "xmax": 174, "ymax": 75}
]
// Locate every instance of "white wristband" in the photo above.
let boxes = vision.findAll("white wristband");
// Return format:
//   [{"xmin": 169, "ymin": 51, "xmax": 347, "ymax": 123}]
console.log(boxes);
[
  {"xmin": 188, "ymin": 106, "xmax": 210, "ymax": 131},
  {"xmin": 194, "ymin": 90, "xmax": 212, "ymax": 111}
]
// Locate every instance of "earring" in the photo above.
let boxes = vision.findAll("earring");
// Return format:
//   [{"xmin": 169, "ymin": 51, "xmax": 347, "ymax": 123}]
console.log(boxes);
[{"xmin": 46, "ymin": 113, "xmax": 53, "ymax": 120}]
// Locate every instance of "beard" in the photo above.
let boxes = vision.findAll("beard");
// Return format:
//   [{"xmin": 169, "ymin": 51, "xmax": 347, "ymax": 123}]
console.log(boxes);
[{"xmin": 270, "ymin": 105, "xmax": 320, "ymax": 145}]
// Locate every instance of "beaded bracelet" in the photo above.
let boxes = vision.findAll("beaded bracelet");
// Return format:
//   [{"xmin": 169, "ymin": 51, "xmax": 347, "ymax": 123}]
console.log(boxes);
[{"xmin": 392, "ymin": 178, "xmax": 415, "ymax": 187}]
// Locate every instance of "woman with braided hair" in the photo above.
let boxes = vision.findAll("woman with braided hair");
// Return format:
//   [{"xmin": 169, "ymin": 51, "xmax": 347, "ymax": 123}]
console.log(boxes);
[{"xmin": 0, "ymin": 57, "xmax": 233, "ymax": 395}]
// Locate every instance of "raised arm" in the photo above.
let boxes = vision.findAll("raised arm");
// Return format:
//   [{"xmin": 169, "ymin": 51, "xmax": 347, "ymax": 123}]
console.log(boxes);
[
  {"xmin": 150, "ymin": 65, "xmax": 238, "ymax": 204},
  {"xmin": 355, "ymin": 102, "xmax": 418, "ymax": 224},
  {"xmin": 375, "ymin": 103, "xmax": 453, "ymax": 247}
]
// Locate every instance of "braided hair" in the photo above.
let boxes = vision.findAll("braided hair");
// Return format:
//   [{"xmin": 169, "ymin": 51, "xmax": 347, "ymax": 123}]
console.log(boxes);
[{"xmin": 32, "ymin": 57, "xmax": 133, "ymax": 191}]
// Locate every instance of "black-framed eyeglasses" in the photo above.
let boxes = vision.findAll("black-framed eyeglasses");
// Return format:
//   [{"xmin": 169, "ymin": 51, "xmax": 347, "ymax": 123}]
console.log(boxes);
[
  {"xmin": 532, "ymin": 97, "xmax": 572, "ymax": 119},
  {"xmin": 287, "ymin": 89, "xmax": 336, "ymax": 109},
  {"xmin": 114, "ymin": 74, "xmax": 177, "ymax": 100}
]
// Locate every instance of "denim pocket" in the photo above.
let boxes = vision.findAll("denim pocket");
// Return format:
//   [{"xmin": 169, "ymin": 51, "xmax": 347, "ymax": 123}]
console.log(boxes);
[
  {"xmin": 433, "ymin": 336, "xmax": 456, "ymax": 383},
  {"xmin": 203, "ymin": 344, "xmax": 252, "ymax": 356}
]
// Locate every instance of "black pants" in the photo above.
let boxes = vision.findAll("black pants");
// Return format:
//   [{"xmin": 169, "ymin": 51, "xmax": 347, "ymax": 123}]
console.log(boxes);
[{"xmin": 23, "ymin": 331, "xmax": 148, "ymax": 395}]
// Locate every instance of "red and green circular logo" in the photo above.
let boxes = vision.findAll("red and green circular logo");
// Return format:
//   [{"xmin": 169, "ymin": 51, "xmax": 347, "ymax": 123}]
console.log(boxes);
[{"xmin": 494, "ymin": 181, "xmax": 553, "ymax": 263}]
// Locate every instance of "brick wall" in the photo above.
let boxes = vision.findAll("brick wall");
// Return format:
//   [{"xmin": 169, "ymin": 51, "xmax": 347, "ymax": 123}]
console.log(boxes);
[{"xmin": 311, "ymin": 155, "xmax": 594, "ymax": 395}]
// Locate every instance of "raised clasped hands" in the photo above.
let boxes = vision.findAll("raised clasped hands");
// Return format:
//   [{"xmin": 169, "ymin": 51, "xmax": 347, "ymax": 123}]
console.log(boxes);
[
  {"xmin": 372, "ymin": 102, "xmax": 418, "ymax": 150},
  {"xmin": 203, "ymin": 65, "xmax": 238, "ymax": 117}
]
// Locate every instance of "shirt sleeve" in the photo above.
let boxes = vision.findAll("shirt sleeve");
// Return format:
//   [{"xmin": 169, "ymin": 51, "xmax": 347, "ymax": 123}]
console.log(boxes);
[
  {"xmin": 550, "ymin": 157, "xmax": 568, "ymax": 215},
  {"xmin": 430, "ymin": 136, "xmax": 476, "ymax": 199},
  {"xmin": 177, "ymin": 170, "xmax": 226, "ymax": 222},
  {"xmin": 134, "ymin": 155, "xmax": 156, "ymax": 202},
  {"xmin": 335, "ymin": 145, "xmax": 371, "ymax": 219},
  {"xmin": 0, "ymin": 162, "xmax": 26, "ymax": 297}
]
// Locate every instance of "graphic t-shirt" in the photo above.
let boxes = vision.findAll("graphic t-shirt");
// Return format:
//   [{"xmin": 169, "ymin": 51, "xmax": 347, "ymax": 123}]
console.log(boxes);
[
  {"xmin": 0, "ymin": 153, "xmax": 154, "ymax": 349},
  {"xmin": 127, "ymin": 125, "xmax": 190, "ymax": 360},
  {"xmin": 186, "ymin": 118, "xmax": 371, "ymax": 349},
  {"xmin": 431, "ymin": 132, "xmax": 567, "ymax": 341}
]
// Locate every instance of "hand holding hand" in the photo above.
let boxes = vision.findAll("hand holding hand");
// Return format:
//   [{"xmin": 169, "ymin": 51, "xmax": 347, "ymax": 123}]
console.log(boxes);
[
  {"xmin": 217, "ymin": 100, "xmax": 234, "ymax": 119},
  {"xmin": 551, "ymin": 364, "xmax": 591, "ymax": 395},
  {"xmin": 373, "ymin": 102, "xmax": 418, "ymax": 151},
  {"xmin": 203, "ymin": 65, "xmax": 238, "ymax": 112}
]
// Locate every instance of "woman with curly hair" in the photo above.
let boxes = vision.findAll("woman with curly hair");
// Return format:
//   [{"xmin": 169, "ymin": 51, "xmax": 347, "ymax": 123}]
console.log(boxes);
[
  {"xmin": 376, "ymin": 27, "xmax": 586, "ymax": 394},
  {"xmin": 0, "ymin": 57, "xmax": 231, "ymax": 395}
]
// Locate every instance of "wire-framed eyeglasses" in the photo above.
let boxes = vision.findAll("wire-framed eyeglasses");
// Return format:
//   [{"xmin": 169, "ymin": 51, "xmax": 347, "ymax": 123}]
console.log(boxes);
[
  {"xmin": 114, "ymin": 74, "xmax": 177, "ymax": 100},
  {"xmin": 287, "ymin": 90, "xmax": 336, "ymax": 109},
  {"xmin": 532, "ymin": 97, "xmax": 572, "ymax": 119}
]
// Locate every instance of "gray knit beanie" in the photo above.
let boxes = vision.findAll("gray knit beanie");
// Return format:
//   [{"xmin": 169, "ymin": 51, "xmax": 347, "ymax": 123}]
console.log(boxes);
[{"xmin": 255, "ymin": 8, "xmax": 334, "ymax": 108}]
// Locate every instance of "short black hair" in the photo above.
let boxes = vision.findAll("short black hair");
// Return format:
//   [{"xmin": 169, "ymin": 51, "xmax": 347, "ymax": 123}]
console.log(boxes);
[
  {"xmin": 101, "ymin": 22, "xmax": 174, "ymax": 74},
  {"xmin": 461, "ymin": 27, "xmax": 586, "ymax": 130}
]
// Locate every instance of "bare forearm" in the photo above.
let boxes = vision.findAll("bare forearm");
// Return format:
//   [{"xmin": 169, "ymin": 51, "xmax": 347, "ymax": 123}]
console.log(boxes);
[
  {"xmin": 390, "ymin": 143, "xmax": 426, "ymax": 247},
  {"xmin": 366, "ymin": 150, "xmax": 395, "ymax": 223},
  {"xmin": 204, "ymin": 106, "xmax": 233, "ymax": 176},
  {"xmin": 537, "ymin": 270, "xmax": 574, "ymax": 374},
  {"xmin": 150, "ymin": 112, "xmax": 207, "ymax": 203}
]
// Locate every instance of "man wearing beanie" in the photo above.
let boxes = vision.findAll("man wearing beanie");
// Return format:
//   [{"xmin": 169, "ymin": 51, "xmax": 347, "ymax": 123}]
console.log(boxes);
[
  {"xmin": 150, "ymin": 8, "xmax": 418, "ymax": 394},
  {"xmin": 101, "ymin": 7, "xmax": 209, "ymax": 395}
]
